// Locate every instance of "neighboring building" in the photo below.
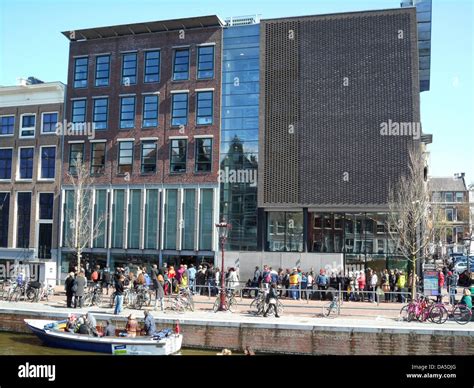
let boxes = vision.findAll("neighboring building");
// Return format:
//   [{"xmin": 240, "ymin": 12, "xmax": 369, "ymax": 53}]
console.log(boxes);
[
  {"xmin": 0, "ymin": 80, "xmax": 65, "ymax": 275},
  {"xmin": 429, "ymin": 174, "xmax": 471, "ymax": 257},
  {"xmin": 58, "ymin": 16, "xmax": 224, "ymax": 276}
]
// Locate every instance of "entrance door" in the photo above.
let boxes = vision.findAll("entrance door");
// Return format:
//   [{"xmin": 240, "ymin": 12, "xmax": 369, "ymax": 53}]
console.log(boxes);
[{"xmin": 38, "ymin": 223, "xmax": 52, "ymax": 259}]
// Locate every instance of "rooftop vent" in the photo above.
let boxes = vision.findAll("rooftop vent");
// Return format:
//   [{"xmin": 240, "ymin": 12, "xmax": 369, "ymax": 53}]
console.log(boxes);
[{"xmin": 225, "ymin": 15, "xmax": 260, "ymax": 26}]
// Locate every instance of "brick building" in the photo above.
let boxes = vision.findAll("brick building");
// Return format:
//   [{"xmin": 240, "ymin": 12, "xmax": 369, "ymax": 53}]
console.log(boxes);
[
  {"xmin": 0, "ymin": 79, "xmax": 65, "ymax": 272},
  {"xmin": 58, "ymin": 16, "xmax": 224, "ymax": 275}
]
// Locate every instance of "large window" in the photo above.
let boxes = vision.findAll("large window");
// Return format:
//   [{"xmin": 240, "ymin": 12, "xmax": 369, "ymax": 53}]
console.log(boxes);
[
  {"xmin": 19, "ymin": 148, "xmax": 34, "ymax": 179},
  {"xmin": 0, "ymin": 193, "xmax": 9, "ymax": 247},
  {"xmin": 68, "ymin": 143, "xmax": 84, "ymax": 174},
  {"xmin": 455, "ymin": 192, "xmax": 464, "ymax": 202},
  {"xmin": 182, "ymin": 189, "xmax": 195, "ymax": 250},
  {"xmin": 20, "ymin": 114, "xmax": 35, "ymax": 137},
  {"xmin": 128, "ymin": 189, "xmax": 141, "ymax": 249},
  {"xmin": 38, "ymin": 193, "xmax": 53, "ymax": 258},
  {"xmin": 91, "ymin": 142, "xmax": 106, "ymax": 175},
  {"xmin": 118, "ymin": 141, "xmax": 133, "ymax": 174},
  {"xmin": 446, "ymin": 208, "xmax": 454, "ymax": 222},
  {"xmin": 0, "ymin": 149, "xmax": 12, "ymax": 179},
  {"xmin": 141, "ymin": 141, "xmax": 157, "ymax": 173},
  {"xmin": 196, "ymin": 91, "xmax": 213, "ymax": 125},
  {"xmin": 122, "ymin": 53, "xmax": 137, "ymax": 85},
  {"xmin": 112, "ymin": 189, "xmax": 125, "ymax": 248},
  {"xmin": 142, "ymin": 95, "xmax": 159, "ymax": 128},
  {"xmin": 173, "ymin": 48, "xmax": 189, "ymax": 81},
  {"xmin": 445, "ymin": 192, "xmax": 453, "ymax": 202},
  {"xmin": 120, "ymin": 96, "xmax": 135, "ymax": 129},
  {"xmin": 171, "ymin": 93, "xmax": 188, "ymax": 127},
  {"xmin": 144, "ymin": 50, "xmax": 160, "ymax": 83},
  {"xmin": 41, "ymin": 113, "xmax": 58, "ymax": 134},
  {"xmin": 144, "ymin": 189, "xmax": 159, "ymax": 249},
  {"xmin": 197, "ymin": 45, "xmax": 214, "ymax": 79},
  {"xmin": 40, "ymin": 146, "xmax": 55, "ymax": 179},
  {"xmin": 267, "ymin": 212, "xmax": 303, "ymax": 252},
  {"xmin": 94, "ymin": 190, "xmax": 107, "ymax": 248},
  {"xmin": 0, "ymin": 116, "xmax": 14, "ymax": 135},
  {"xmin": 39, "ymin": 193, "xmax": 54, "ymax": 220},
  {"xmin": 62, "ymin": 190, "xmax": 74, "ymax": 245},
  {"xmin": 74, "ymin": 57, "xmax": 88, "ymax": 88},
  {"xmin": 93, "ymin": 98, "xmax": 108, "ymax": 130},
  {"xmin": 195, "ymin": 138, "xmax": 212, "ymax": 172},
  {"xmin": 199, "ymin": 189, "xmax": 213, "ymax": 250},
  {"xmin": 170, "ymin": 139, "xmax": 186, "ymax": 173},
  {"xmin": 164, "ymin": 189, "xmax": 178, "ymax": 250},
  {"xmin": 72, "ymin": 100, "xmax": 87, "ymax": 123},
  {"xmin": 95, "ymin": 55, "xmax": 110, "ymax": 87},
  {"xmin": 16, "ymin": 192, "xmax": 31, "ymax": 248}
]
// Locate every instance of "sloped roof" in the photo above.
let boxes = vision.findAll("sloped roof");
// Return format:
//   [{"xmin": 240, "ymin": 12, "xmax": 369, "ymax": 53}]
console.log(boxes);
[{"xmin": 429, "ymin": 177, "xmax": 467, "ymax": 192}]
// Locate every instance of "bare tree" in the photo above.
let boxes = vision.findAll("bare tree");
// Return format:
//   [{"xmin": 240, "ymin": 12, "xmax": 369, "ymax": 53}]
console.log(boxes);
[
  {"xmin": 64, "ymin": 155, "xmax": 104, "ymax": 272},
  {"xmin": 387, "ymin": 146, "xmax": 434, "ymax": 300}
]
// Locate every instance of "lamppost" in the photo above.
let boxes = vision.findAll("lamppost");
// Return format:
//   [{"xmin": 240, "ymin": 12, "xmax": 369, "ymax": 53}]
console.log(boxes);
[
  {"xmin": 215, "ymin": 219, "xmax": 231, "ymax": 311},
  {"xmin": 462, "ymin": 234, "xmax": 472, "ymax": 276}
]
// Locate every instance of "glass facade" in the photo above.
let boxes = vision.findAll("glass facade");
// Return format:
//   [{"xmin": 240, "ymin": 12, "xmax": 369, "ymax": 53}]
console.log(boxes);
[
  {"xmin": 164, "ymin": 189, "xmax": 178, "ymax": 250},
  {"xmin": 94, "ymin": 190, "xmax": 107, "ymax": 248},
  {"xmin": 220, "ymin": 24, "xmax": 260, "ymax": 251},
  {"xmin": 199, "ymin": 189, "xmax": 213, "ymax": 250},
  {"xmin": 182, "ymin": 189, "xmax": 196, "ymax": 250},
  {"xmin": 128, "ymin": 189, "xmax": 141, "ymax": 249},
  {"xmin": 266, "ymin": 212, "xmax": 304, "ymax": 252},
  {"xmin": 112, "ymin": 189, "xmax": 125, "ymax": 248},
  {"xmin": 144, "ymin": 189, "xmax": 159, "ymax": 249},
  {"xmin": 0, "ymin": 193, "xmax": 9, "ymax": 247}
]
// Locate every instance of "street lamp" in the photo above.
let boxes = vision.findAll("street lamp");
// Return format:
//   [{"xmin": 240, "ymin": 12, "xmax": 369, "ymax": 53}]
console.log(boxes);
[
  {"xmin": 215, "ymin": 219, "xmax": 231, "ymax": 312},
  {"xmin": 462, "ymin": 235, "xmax": 472, "ymax": 276}
]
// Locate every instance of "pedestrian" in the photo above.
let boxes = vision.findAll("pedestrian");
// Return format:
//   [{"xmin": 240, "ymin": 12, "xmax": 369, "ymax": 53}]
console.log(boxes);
[
  {"xmin": 369, "ymin": 270, "xmax": 378, "ymax": 303},
  {"xmin": 154, "ymin": 273, "xmax": 165, "ymax": 312},
  {"xmin": 226, "ymin": 267, "xmax": 239, "ymax": 291},
  {"xmin": 64, "ymin": 272, "xmax": 75, "ymax": 308},
  {"xmin": 86, "ymin": 312, "xmax": 98, "ymax": 336},
  {"xmin": 289, "ymin": 268, "xmax": 299, "ymax": 300},
  {"xmin": 143, "ymin": 310, "xmax": 157, "ymax": 336},
  {"xmin": 188, "ymin": 264, "xmax": 196, "ymax": 292},
  {"xmin": 397, "ymin": 270, "xmax": 406, "ymax": 303},
  {"xmin": 125, "ymin": 314, "xmax": 139, "ymax": 337},
  {"xmin": 357, "ymin": 270, "xmax": 366, "ymax": 302},
  {"xmin": 437, "ymin": 268, "xmax": 445, "ymax": 303},
  {"xmin": 447, "ymin": 271, "xmax": 458, "ymax": 305},
  {"xmin": 114, "ymin": 274, "xmax": 125, "ymax": 315},
  {"xmin": 459, "ymin": 288, "xmax": 472, "ymax": 310},
  {"xmin": 263, "ymin": 283, "xmax": 280, "ymax": 318},
  {"xmin": 317, "ymin": 269, "xmax": 328, "ymax": 300},
  {"xmin": 103, "ymin": 319, "xmax": 115, "ymax": 337},
  {"xmin": 102, "ymin": 267, "xmax": 111, "ymax": 295},
  {"xmin": 382, "ymin": 269, "xmax": 390, "ymax": 303},
  {"xmin": 74, "ymin": 271, "xmax": 86, "ymax": 308},
  {"xmin": 91, "ymin": 265, "xmax": 100, "ymax": 284},
  {"xmin": 389, "ymin": 270, "xmax": 396, "ymax": 302}
]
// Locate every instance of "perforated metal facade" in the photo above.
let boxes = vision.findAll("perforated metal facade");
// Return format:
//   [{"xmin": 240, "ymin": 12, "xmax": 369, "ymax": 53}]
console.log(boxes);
[{"xmin": 259, "ymin": 8, "xmax": 421, "ymax": 210}]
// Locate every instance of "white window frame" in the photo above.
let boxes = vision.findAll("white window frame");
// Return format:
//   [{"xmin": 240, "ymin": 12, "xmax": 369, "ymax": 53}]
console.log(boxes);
[
  {"xmin": 38, "ymin": 145, "xmax": 56, "ymax": 181},
  {"xmin": 13, "ymin": 191, "xmax": 32, "ymax": 249},
  {"xmin": 0, "ymin": 115, "xmax": 15, "ymax": 137},
  {"xmin": 0, "ymin": 147, "xmax": 13, "ymax": 182},
  {"xmin": 40, "ymin": 111, "xmax": 59, "ymax": 135},
  {"xmin": 19, "ymin": 113, "xmax": 36, "ymax": 138},
  {"xmin": 17, "ymin": 146, "xmax": 35, "ymax": 181},
  {"xmin": 36, "ymin": 192, "xmax": 55, "ymax": 257}
]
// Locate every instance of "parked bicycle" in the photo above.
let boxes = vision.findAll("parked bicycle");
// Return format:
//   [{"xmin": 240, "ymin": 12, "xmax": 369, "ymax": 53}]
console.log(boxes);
[
  {"xmin": 132, "ymin": 285, "xmax": 153, "ymax": 310},
  {"xmin": 213, "ymin": 288, "xmax": 237, "ymax": 312},
  {"xmin": 84, "ymin": 284, "xmax": 103, "ymax": 307},
  {"xmin": 250, "ymin": 289, "xmax": 283, "ymax": 316},
  {"xmin": 166, "ymin": 288, "xmax": 194, "ymax": 313},
  {"xmin": 322, "ymin": 294, "xmax": 342, "ymax": 317}
]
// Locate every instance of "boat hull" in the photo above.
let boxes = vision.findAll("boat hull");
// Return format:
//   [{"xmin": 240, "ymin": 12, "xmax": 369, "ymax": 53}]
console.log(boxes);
[{"xmin": 25, "ymin": 319, "xmax": 182, "ymax": 355}]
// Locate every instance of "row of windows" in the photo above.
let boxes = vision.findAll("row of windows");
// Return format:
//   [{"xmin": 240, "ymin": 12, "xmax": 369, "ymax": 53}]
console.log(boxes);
[
  {"xmin": 73, "ymin": 45, "xmax": 215, "ymax": 88},
  {"xmin": 0, "ymin": 192, "xmax": 54, "ymax": 249},
  {"xmin": 0, "ymin": 113, "xmax": 58, "ymax": 137},
  {"xmin": 432, "ymin": 191, "xmax": 465, "ymax": 203},
  {"xmin": 69, "ymin": 138, "xmax": 212, "ymax": 176},
  {"xmin": 72, "ymin": 90, "xmax": 213, "ymax": 130},
  {"xmin": 0, "ymin": 147, "xmax": 56, "ymax": 180}
]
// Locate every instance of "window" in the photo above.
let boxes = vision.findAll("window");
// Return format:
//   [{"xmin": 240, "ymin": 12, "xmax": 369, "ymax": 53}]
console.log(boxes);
[
  {"xmin": 41, "ymin": 113, "xmax": 58, "ymax": 133},
  {"xmin": 195, "ymin": 138, "xmax": 212, "ymax": 172},
  {"xmin": 74, "ymin": 57, "xmax": 88, "ymax": 88},
  {"xmin": 446, "ymin": 208, "xmax": 454, "ymax": 222},
  {"xmin": 164, "ymin": 189, "xmax": 178, "ymax": 249},
  {"xmin": 0, "ymin": 193, "xmax": 9, "ymax": 247},
  {"xmin": 267, "ymin": 212, "xmax": 304, "ymax": 252},
  {"xmin": 141, "ymin": 141, "xmax": 157, "ymax": 173},
  {"xmin": 112, "ymin": 189, "xmax": 125, "ymax": 248},
  {"xmin": 118, "ymin": 141, "xmax": 133, "ymax": 174},
  {"xmin": 456, "ymin": 192, "xmax": 464, "ymax": 202},
  {"xmin": 199, "ymin": 189, "xmax": 213, "ymax": 250},
  {"xmin": 94, "ymin": 189, "xmax": 107, "ymax": 248},
  {"xmin": 20, "ymin": 114, "xmax": 35, "ymax": 137},
  {"xmin": 173, "ymin": 48, "xmax": 189, "ymax": 81},
  {"xmin": 16, "ymin": 192, "xmax": 31, "ymax": 248},
  {"xmin": 40, "ymin": 147, "xmax": 55, "ymax": 179},
  {"xmin": 196, "ymin": 91, "xmax": 213, "ymax": 125},
  {"xmin": 120, "ymin": 96, "xmax": 135, "ymax": 129},
  {"xmin": 122, "ymin": 53, "xmax": 137, "ymax": 85},
  {"xmin": 170, "ymin": 139, "xmax": 186, "ymax": 173},
  {"xmin": 0, "ymin": 116, "xmax": 14, "ymax": 135},
  {"xmin": 182, "ymin": 189, "xmax": 195, "ymax": 250},
  {"xmin": 144, "ymin": 50, "xmax": 160, "ymax": 83},
  {"xmin": 91, "ymin": 142, "xmax": 106, "ymax": 175},
  {"xmin": 197, "ymin": 45, "xmax": 214, "ymax": 79},
  {"xmin": 39, "ymin": 193, "xmax": 54, "ymax": 220},
  {"xmin": 128, "ymin": 189, "xmax": 141, "ymax": 249},
  {"xmin": 445, "ymin": 192, "xmax": 453, "ymax": 202},
  {"xmin": 95, "ymin": 55, "xmax": 110, "ymax": 86},
  {"xmin": 19, "ymin": 148, "xmax": 34, "ymax": 179},
  {"xmin": 171, "ymin": 93, "xmax": 188, "ymax": 126},
  {"xmin": 144, "ymin": 189, "xmax": 159, "ymax": 249},
  {"xmin": 69, "ymin": 143, "xmax": 84, "ymax": 174},
  {"xmin": 0, "ymin": 149, "xmax": 12, "ymax": 179},
  {"xmin": 93, "ymin": 98, "xmax": 108, "ymax": 130},
  {"xmin": 72, "ymin": 99, "xmax": 87, "ymax": 123},
  {"xmin": 142, "ymin": 95, "xmax": 159, "ymax": 127}
]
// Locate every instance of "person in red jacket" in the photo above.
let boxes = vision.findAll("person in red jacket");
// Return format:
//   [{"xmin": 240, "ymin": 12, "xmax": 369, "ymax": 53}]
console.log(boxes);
[{"xmin": 437, "ymin": 268, "xmax": 445, "ymax": 302}]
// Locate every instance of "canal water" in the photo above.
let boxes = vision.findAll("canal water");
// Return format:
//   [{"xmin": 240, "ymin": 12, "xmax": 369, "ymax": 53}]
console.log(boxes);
[{"xmin": 0, "ymin": 332, "xmax": 216, "ymax": 355}]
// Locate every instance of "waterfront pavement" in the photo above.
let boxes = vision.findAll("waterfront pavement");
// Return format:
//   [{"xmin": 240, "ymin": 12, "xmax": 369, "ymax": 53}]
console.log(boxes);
[{"xmin": 0, "ymin": 289, "xmax": 472, "ymax": 333}]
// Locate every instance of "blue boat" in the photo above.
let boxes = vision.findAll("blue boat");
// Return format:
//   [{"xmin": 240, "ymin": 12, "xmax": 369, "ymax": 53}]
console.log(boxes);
[{"xmin": 25, "ymin": 319, "xmax": 183, "ymax": 355}]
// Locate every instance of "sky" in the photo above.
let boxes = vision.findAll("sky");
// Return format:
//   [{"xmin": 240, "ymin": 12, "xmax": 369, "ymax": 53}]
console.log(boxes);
[{"xmin": 0, "ymin": 0, "xmax": 473, "ymax": 185}]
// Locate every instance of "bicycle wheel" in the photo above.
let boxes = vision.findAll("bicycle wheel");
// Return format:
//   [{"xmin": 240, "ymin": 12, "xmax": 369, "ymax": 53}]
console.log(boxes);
[
  {"xmin": 95, "ymin": 293, "xmax": 102, "ymax": 307},
  {"xmin": 453, "ymin": 305, "xmax": 472, "ymax": 325},
  {"xmin": 186, "ymin": 296, "xmax": 195, "ymax": 312},
  {"xmin": 228, "ymin": 296, "xmax": 237, "ymax": 312},
  {"xmin": 322, "ymin": 302, "xmax": 334, "ymax": 317},
  {"xmin": 26, "ymin": 288, "xmax": 37, "ymax": 302},
  {"xmin": 213, "ymin": 298, "xmax": 220, "ymax": 312},
  {"xmin": 277, "ymin": 300, "xmax": 284, "ymax": 315},
  {"xmin": 428, "ymin": 304, "xmax": 448, "ymax": 324},
  {"xmin": 109, "ymin": 293, "xmax": 116, "ymax": 308},
  {"xmin": 83, "ymin": 293, "xmax": 92, "ymax": 307}
]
